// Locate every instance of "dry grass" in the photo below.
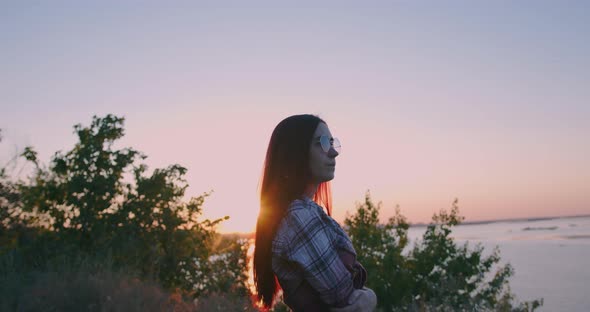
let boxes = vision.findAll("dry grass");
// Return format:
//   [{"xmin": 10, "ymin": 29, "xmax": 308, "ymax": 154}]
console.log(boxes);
[{"xmin": 2, "ymin": 269, "xmax": 196, "ymax": 312}]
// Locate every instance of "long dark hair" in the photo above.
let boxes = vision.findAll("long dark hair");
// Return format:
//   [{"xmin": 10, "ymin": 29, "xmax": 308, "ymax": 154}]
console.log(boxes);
[{"xmin": 253, "ymin": 114, "xmax": 334, "ymax": 309}]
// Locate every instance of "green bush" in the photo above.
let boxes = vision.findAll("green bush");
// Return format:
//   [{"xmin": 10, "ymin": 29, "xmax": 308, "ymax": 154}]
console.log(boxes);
[
  {"xmin": 345, "ymin": 192, "xmax": 543, "ymax": 312},
  {"xmin": 0, "ymin": 115, "xmax": 249, "ymax": 305}
]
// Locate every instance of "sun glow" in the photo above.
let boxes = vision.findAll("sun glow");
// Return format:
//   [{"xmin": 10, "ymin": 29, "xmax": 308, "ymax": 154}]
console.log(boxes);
[{"xmin": 201, "ymin": 187, "xmax": 259, "ymax": 234}]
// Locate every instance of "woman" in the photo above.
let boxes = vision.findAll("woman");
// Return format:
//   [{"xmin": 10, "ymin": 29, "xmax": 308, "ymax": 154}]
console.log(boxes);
[{"xmin": 253, "ymin": 114, "xmax": 376, "ymax": 311}]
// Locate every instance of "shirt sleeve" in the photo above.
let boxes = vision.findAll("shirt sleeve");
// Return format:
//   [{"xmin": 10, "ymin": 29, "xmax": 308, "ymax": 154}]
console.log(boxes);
[{"xmin": 283, "ymin": 204, "xmax": 354, "ymax": 307}]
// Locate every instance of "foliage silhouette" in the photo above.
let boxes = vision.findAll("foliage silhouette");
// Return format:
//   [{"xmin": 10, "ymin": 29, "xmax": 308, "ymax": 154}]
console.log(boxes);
[
  {"xmin": 0, "ymin": 116, "xmax": 248, "ymax": 302},
  {"xmin": 344, "ymin": 191, "xmax": 543, "ymax": 311}
]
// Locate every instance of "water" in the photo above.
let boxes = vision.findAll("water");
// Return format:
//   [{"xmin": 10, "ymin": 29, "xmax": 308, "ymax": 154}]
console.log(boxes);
[{"xmin": 407, "ymin": 216, "xmax": 590, "ymax": 311}]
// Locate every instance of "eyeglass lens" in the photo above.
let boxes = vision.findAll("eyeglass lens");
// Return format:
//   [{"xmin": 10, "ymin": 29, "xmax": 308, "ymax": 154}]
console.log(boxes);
[{"xmin": 320, "ymin": 135, "xmax": 341, "ymax": 153}]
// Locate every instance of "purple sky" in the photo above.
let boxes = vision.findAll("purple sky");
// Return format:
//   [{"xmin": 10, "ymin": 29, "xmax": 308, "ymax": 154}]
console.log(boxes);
[{"xmin": 1, "ymin": 1, "xmax": 589, "ymax": 233}]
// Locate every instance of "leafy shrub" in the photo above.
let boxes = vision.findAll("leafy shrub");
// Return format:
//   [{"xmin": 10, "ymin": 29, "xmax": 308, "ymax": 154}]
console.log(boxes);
[
  {"xmin": 345, "ymin": 192, "xmax": 543, "ymax": 312},
  {"xmin": 0, "ymin": 116, "xmax": 248, "ymax": 304}
]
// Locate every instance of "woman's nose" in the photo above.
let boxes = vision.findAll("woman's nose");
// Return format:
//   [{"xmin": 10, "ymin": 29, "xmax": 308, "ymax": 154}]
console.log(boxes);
[{"xmin": 328, "ymin": 147, "xmax": 339, "ymax": 158}]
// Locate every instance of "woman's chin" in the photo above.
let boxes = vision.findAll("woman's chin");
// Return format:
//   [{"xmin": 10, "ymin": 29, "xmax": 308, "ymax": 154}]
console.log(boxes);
[{"xmin": 323, "ymin": 174, "xmax": 335, "ymax": 182}]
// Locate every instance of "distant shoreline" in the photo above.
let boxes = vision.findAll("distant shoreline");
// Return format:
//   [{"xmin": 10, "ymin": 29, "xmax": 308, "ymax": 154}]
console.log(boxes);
[
  {"xmin": 409, "ymin": 213, "xmax": 590, "ymax": 228},
  {"xmin": 222, "ymin": 214, "xmax": 590, "ymax": 237}
]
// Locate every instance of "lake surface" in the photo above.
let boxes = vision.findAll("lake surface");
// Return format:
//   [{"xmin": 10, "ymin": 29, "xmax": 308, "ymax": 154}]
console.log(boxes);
[{"xmin": 407, "ymin": 216, "xmax": 590, "ymax": 312}]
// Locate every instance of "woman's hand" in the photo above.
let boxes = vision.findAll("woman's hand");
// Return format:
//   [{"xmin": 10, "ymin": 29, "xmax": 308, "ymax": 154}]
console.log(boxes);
[
  {"xmin": 330, "ymin": 287, "xmax": 377, "ymax": 312},
  {"xmin": 351, "ymin": 261, "xmax": 367, "ymax": 289}
]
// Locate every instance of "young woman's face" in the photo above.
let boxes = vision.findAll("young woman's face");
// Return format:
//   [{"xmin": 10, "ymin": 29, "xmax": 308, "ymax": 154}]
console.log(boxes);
[{"xmin": 309, "ymin": 122, "xmax": 339, "ymax": 184}]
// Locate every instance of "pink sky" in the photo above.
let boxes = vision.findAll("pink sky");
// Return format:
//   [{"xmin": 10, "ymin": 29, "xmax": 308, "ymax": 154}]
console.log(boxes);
[{"xmin": 1, "ymin": 2, "xmax": 588, "ymax": 233}]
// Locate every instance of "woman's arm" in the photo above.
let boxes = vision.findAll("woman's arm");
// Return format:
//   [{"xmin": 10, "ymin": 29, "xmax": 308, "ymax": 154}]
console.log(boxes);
[
  {"xmin": 337, "ymin": 250, "xmax": 367, "ymax": 289},
  {"xmin": 281, "ymin": 204, "xmax": 355, "ymax": 307}
]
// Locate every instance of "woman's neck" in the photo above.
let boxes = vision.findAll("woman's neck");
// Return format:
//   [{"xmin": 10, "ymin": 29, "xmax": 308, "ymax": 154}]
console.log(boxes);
[{"xmin": 304, "ymin": 183, "xmax": 318, "ymax": 199}]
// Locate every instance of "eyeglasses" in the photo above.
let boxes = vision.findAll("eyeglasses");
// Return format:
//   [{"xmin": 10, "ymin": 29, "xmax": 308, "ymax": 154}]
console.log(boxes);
[{"xmin": 316, "ymin": 135, "xmax": 341, "ymax": 153}]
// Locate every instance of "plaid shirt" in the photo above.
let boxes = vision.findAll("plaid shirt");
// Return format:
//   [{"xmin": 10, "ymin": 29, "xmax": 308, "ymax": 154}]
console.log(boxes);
[{"xmin": 272, "ymin": 197, "xmax": 356, "ymax": 307}]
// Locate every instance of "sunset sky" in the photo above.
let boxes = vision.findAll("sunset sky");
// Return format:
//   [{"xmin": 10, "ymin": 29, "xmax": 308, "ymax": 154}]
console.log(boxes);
[{"xmin": 1, "ymin": 1, "xmax": 589, "ymax": 233}]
